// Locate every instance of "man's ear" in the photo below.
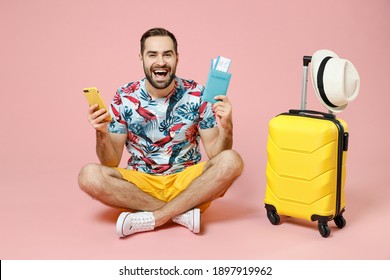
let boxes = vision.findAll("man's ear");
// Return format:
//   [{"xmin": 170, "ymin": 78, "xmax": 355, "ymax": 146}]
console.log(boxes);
[{"xmin": 139, "ymin": 54, "xmax": 143, "ymax": 66}]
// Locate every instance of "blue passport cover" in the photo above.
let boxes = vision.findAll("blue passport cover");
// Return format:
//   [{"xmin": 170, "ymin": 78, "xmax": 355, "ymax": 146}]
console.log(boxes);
[{"xmin": 203, "ymin": 69, "xmax": 232, "ymax": 103}]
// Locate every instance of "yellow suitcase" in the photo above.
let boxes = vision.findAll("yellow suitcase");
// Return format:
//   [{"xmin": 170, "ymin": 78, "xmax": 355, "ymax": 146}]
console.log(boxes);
[{"xmin": 264, "ymin": 56, "xmax": 349, "ymax": 237}]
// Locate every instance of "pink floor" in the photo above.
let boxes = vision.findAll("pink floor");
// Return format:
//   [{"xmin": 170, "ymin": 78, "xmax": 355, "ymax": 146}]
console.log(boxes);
[
  {"xmin": 1, "ymin": 153, "xmax": 390, "ymax": 259},
  {"xmin": 1, "ymin": 0, "xmax": 390, "ymax": 260}
]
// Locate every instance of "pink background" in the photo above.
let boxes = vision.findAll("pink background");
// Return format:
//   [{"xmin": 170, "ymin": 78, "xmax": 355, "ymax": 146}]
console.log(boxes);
[{"xmin": 1, "ymin": 0, "xmax": 389, "ymax": 259}]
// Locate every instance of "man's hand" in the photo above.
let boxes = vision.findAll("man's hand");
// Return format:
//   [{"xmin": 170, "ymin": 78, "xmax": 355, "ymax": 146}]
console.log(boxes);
[
  {"xmin": 88, "ymin": 104, "xmax": 111, "ymax": 131},
  {"xmin": 213, "ymin": 95, "xmax": 233, "ymax": 132}
]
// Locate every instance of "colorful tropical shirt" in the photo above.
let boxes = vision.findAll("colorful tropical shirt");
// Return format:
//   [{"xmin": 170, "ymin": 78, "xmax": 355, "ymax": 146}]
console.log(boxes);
[{"xmin": 108, "ymin": 77, "xmax": 217, "ymax": 175}]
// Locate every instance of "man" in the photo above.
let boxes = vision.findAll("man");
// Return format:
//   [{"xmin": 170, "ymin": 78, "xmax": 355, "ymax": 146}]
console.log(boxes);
[{"xmin": 78, "ymin": 27, "xmax": 243, "ymax": 238}]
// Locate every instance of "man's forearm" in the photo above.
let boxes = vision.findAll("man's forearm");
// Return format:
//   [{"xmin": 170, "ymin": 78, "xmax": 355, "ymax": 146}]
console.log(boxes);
[
  {"xmin": 209, "ymin": 126, "xmax": 233, "ymax": 158},
  {"xmin": 96, "ymin": 131, "xmax": 121, "ymax": 167}
]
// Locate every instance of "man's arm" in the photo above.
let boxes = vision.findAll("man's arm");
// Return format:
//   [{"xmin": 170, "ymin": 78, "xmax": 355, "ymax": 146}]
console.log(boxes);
[
  {"xmin": 199, "ymin": 95, "xmax": 233, "ymax": 159},
  {"xmin": 96, "ymin": 131, "xmax": 127, "ymax": 167},
  {"xmin": 88, "ymin": 104, "xmax": 127, "ymax": 167}
]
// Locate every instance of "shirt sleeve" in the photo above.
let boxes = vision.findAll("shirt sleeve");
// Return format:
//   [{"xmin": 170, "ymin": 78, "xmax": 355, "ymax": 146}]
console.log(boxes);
[{"xmin": 108, "ymin": 89, "xmax": 127, "ymax": 134}]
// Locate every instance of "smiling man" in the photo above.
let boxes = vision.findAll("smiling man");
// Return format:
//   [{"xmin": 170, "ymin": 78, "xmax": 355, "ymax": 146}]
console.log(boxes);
[
  {"xmin": 142, "ymin": 35, "xmax": 177, "ymax": 92},
  {"xmin": 78, "ymin": 27, "xmax": 243, "ymax": 238}
]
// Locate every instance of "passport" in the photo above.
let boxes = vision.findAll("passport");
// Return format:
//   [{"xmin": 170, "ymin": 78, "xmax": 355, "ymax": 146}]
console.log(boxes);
[{"xmin": 203, "ymin": 56, "xmax": 232, "ymax": 103}]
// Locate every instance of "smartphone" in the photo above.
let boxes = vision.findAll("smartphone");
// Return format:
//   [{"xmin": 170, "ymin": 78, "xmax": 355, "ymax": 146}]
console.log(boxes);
[{"xmin": 83, "ymin": 87, "xmax": 112, "ymax": 121}]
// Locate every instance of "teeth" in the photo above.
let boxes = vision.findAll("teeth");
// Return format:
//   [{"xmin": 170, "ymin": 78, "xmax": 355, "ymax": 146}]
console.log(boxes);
[{"xmin": 153, "ymin": 70, "xmax": 167, "ymax": 75}]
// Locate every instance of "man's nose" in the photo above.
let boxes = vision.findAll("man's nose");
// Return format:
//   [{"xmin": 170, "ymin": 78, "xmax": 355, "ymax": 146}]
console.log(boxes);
[{"xmin": 156, "ymin": 54, "xmax": 166, "ymax": 65}]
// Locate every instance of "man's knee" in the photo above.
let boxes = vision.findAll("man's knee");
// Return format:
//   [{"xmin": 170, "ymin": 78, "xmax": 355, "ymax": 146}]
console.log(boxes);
[
  {"xmin": 212, "ymin": 150, "xmax": 244, "ymax": 178},
  {"xmin": 224, "ymin": 149, "xmax": 244, "ymax": 175},
  {"xmin": 78, "ymin": 163, "xmax": 104, "ymax": 195}
]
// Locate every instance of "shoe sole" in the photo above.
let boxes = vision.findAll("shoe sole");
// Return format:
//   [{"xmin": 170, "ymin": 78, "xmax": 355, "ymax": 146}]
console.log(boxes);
[
  {"xmin": 116, "ymin": 212, "xmax": 131, "ymax": 237},
  {"xmin": 193, "ymin": 208, "xmax": 201, "ymax": 234}
]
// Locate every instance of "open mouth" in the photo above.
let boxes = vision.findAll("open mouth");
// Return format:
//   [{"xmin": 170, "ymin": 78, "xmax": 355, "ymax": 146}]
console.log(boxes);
[{"xmin": 153, "ymin": 69, "xmax": 169, "ymax": 78}]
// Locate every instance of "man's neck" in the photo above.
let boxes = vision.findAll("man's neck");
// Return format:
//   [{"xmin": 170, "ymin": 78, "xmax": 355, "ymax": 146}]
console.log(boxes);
[{"xmin": 145, "ymin": 80, "xmax": 176, "ymax": 99}]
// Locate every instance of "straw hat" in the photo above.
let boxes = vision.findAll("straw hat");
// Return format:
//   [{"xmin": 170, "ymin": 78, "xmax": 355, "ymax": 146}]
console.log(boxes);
[{"xmin": 311, "ymin": 49, "xmax": 360, "ymax": 112}]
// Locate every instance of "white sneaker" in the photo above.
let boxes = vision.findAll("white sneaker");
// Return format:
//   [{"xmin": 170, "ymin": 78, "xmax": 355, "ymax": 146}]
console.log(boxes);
[
  {"xmin": 116, "ymin": 212, "xmax": 155, "ymax": 237},
  {"xmin": 172, "ymin": 208, "xmax": 200, "ymax": 233}
]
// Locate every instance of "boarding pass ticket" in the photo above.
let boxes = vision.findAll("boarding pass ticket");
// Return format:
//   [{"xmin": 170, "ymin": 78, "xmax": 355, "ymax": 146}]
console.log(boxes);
[{"xmin": 211, "ymin": 56, "xmax": 231, "ymax": 72}]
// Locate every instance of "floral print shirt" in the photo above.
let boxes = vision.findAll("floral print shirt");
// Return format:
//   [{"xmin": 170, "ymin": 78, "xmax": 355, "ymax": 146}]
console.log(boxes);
[{"xmin": 108, "ymin": 77, "xmax": 217, "ymax": 175}]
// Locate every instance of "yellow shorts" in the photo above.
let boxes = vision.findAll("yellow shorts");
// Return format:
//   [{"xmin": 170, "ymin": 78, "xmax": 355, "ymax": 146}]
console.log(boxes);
[{"xmin": 116, "ymin": 162, "xmax": 211, "ymax": 212}]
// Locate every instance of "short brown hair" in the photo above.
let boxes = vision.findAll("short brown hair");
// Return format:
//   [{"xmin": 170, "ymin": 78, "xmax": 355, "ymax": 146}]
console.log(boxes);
[{"xmin": 140, "ymin": 27, "xmax": 178, "ymax": 55}]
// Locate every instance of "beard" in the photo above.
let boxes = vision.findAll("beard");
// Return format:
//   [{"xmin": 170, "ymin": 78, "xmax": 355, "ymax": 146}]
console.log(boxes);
[{"xmin": 143, "ymin": 63, "xmax": 177, "ymax": 90}]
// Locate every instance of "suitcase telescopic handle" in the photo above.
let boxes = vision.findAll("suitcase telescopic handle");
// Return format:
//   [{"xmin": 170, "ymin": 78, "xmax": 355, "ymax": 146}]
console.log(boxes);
[
  {"xmin": 301, "ymin": 55, "xmax": 334, "ymax": 115},
  {"xmin": 303, "ymin": 56, "xmax": 312, "ymax": 66},
  {"xmin": 301, "ymin": 56, "xmax": 312, "ymax": 110}
]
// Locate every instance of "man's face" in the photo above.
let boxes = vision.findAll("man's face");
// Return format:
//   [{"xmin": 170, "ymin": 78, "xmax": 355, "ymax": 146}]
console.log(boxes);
[{"xmin": 141, "ymin": 36, "xmax": 178, "ymax": 90}]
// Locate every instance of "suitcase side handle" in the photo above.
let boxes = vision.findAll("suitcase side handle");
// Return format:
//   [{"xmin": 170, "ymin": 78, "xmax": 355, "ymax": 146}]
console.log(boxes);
[{"xmin": 289, "ymin": 109, "xmax": 335, "ymax": 119}]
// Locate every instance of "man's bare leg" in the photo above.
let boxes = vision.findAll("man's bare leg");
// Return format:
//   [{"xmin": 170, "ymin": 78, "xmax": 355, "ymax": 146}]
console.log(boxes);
[
  {"xmin": 153, "ymin": 150, "xmax": 243, "ymax": 227},
  {"xmin": 78, "ymin": 163, "xmax": 165, "ymax": 211},
  {"xmin": 80, "ymin": 150, "xmax": 243, "ymax": 236}
]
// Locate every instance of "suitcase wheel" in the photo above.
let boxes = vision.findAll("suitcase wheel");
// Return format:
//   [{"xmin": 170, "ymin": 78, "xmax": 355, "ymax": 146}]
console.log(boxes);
[
  {"xmin": 318, "ymin": 222, "xmax": 331, "ymax": 238},
  {"xmin": 334, "ymin": 215, "xmax": 346, "ymax": 229},
  {"xmin": 266, "ymin": 210, "xmax": 280, "ymax": 225}
]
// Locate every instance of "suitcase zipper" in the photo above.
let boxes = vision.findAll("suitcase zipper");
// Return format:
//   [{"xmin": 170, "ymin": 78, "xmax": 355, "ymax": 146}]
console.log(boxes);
[
  {"xmin": 332, "ymin": 120, "xmax": 349, "ymax": 217},
  {"xmin": 332, "ymin": 119, "xmax": 345, "ymax": 216}
]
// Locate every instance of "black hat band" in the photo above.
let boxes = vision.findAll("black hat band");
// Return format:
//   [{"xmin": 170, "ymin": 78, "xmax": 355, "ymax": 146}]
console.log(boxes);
[{"xmin": 317, "ymin": 56, "xmax": 338, "ymax": 108}]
